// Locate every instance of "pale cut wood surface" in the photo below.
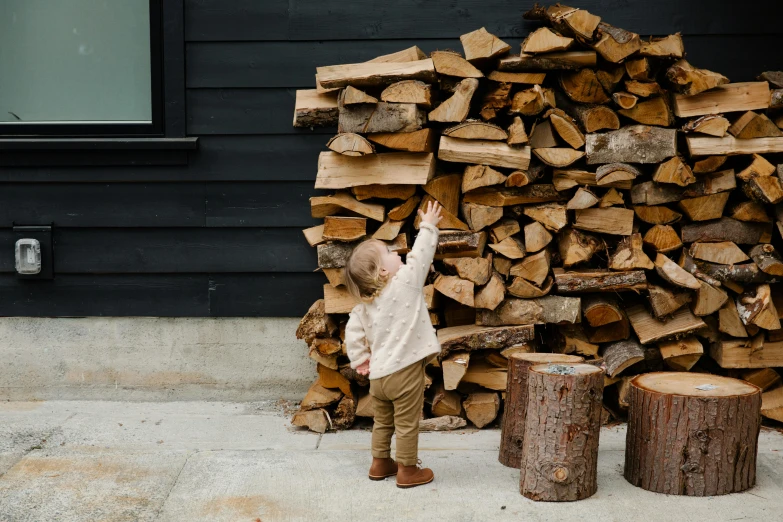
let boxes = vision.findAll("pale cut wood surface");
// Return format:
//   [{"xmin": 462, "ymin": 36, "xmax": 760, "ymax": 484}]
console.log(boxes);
[
  {"xmin": 315, "ymin": 152, "xmax": 435, "ymax": 189},
  {"xmin": 627, "ymin": 304, "xmax": 706, "ymax": 344},
  {"xmin": 317, "ymin": 59, "xmax": 436, "ymax": 89},
  {"xmin": 686, "ymin": 136, "xmax": 783, "ymax": 156},
  {"xmin": 438, "ymin": 136, "xmax": 531, "ymax": 170},
  {"xmin": 673, "ymin": 82, "xmax": 771, "ymax": 118}
]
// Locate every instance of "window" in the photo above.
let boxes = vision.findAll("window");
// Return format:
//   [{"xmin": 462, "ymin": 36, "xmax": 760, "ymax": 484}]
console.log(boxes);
[{"xmin": 0, "ymin": 0, "xmax": 163, "ymax": 136}]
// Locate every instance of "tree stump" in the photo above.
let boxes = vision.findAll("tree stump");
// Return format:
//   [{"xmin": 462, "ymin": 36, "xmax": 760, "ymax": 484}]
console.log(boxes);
[
  {"xmin": 499, "ymin": 353, "xmax": 584, "ymax": 468},
  {"xmin": 625, "ymin": 372, "xmax": 762, "ymax": 496},
  {"xmin": 520, "ymin": 363, "xmax": 604, "ymax": 501}
]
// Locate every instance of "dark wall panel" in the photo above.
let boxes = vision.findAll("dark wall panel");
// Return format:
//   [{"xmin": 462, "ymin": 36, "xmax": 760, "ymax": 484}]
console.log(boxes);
[
  {"xmin": 184, "ymin": 0, "xmax": 289, "ymax": 42},
  {"xmin": 206, "ymin": 182, "xmax": 320, "ymax": 227},
  {"xmin": 209, "ymin": 272, "xmax": 326, "ymax": 317}
]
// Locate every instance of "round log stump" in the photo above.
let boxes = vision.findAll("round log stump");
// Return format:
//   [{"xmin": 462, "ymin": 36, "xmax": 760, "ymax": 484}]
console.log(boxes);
[
  {"xmin": 520, "ymin": 363, "xmax": 604, "ymax": 501},
  {"xmin": 625, "ymin": 372, "xmax": 762, "ymax": 496},
  {"xmin": 499, "ymin": 353, "xmax": 584, "ymax": 468}
]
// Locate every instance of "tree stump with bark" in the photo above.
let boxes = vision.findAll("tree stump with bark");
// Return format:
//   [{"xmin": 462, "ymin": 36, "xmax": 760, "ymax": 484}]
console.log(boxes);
[
  {"xmin": 499, "ymin": 353, "xmax": 584, "ymax": 468},
  {"xmin": 624, "ymin": 372, "xmax": 762, "ymax": 496},
  {"xmin": 519, "ymin": 363, "xmax": 604, "ymax": 501}
]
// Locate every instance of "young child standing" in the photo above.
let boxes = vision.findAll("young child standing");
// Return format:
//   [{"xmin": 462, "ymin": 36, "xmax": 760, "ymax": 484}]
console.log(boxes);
[{"xmin": 344, "ymin": 200, "xmax": 443, "ymax": 489}]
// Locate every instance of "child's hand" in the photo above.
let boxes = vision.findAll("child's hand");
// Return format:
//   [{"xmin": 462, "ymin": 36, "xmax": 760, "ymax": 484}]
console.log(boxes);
[
  {"xmin": 418, "ymin": 200, "xmax": 443, "ymax": 227},
  {"xmin": 356, "ymin": 360, "xmax": 370, "ymax": 376}
]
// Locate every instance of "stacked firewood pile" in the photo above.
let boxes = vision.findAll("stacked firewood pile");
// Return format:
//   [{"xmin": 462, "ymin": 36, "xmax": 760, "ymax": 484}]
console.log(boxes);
[{"xmin": 291, "ymin": 3, "xmax": 783, "ymax": 433}]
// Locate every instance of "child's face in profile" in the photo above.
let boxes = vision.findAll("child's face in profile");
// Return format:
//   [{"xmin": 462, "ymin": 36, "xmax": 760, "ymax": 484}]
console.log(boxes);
[{"xmin": 376, "ymin": 243, "xmax": 403, "ymax": 278}]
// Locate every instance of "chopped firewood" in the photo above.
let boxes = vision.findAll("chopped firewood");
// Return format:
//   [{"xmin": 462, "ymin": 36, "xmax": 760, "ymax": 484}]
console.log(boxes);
[
  {"xmin": 429, "ymin": 78, "xmax": 480, "ymax": 123},
  {"xmin": 553, "ymin": 169, "xmax": 632, "ymax": 191},
  {"xmin": 591, "ymin": 22, "xmax": 641, "ymax": 63},
  {"xmin": 311, "ymin": 191, "xmax": 385, "ymax": 221},
  {"xmin": 595, "ymin": 64, "xmax": 625, "ymax": 93},
  {"xmin": 317, "ymin": 59, "xmax": 436, "ymax": 89},
  {"xmin": 682, "ymin": 115, "xmax": 730, "ymax": 137},
  {"xmin": 643, "ymin": 225, "xmax": 682, "ymax": 253},
  {"xmin": 461, "ymin": 202, "xmax": 503, "ymax": 231},
  {"xmin": 554, "ymin": 268, "xmax": 647, "ymax": 293},
  {"xmin": 323, "ymin": 283, "xmax": 358, "ymax": 314},
  {"xmin": 463, "ymin": 392, "xmax": 500, "ymax": 428},
  {"xmin": 567, "ymin": 187, "xmax": 599, "ymax": 210},
  {"xmin": 431, "ymin": 383, "xmax": 463, "ymax": 417},
  {"xmin": 436, "ymin": 230, "xmax": 487, "ymax": 259},
  {"xmin": 506, "ymin": 116, "xmax": 529, "ymax": 146},
  {"xmin": 609, "ymin": 233, "xmax": 654, "ymax": 270},
  {"xmin": 301, "ymin": 380, "xmax": 343, "ymax": 411},
  {"xmin": 322, "ymin": 268, "xmax": 346, "ymax": 288},
  {"xmin": 758, "ymin": 71, "xmax": 783, "ymax": 88},
  {"xmin": 666, "ymin": 59, "xmax": 729, "ymax": 96},
  {"xmin": 303, "ymin": 224, "xmax": 326, "ymax": 247},
  {"xmin": 582, "ymin": 295, "xmax": 623, "ymax": 327},
  {"xmin": 574, "ymin": 207, "xmax": 634, "ymax": 235},
  {"xmin": 612, "ymin": 91, "xmax": 637, "ymax": 110},
  {"xmin": 586, "ymin": 314, "xmax": 631, "ymax": 343},
  {"xmin": 658, "ymin": 337, "xmax": 703, "ymax": 371},
  {"xmin": 559, "ymin": 8, "xmax": 601, "ymax": 39},
  {"xmin": 490, "ymin": 219, "xmax": 520, "ymax": 243},
  {"xmin": 524, "ymin": 221, "xmax": 554, "ymax": 253},
  {"xmin": 388, "ymin": 195, "xmax": 422, "ymax": 220},
  {"xmin": 742, "ymin": 368, "xmax": 782, "ymax": 391},
  {"xmin": 618, "ymin": 96, "xmax": 674, "ymax": 127},
  {"xmin": 317, "ymin": 364, "xmax": 353, "ymax": 398},
  {"xmin": 718, "ymin": 301, "xmax": 749, "ymax": 338},
  {"xmin": 293, "ymin": 89, "xmax": 338, "ymax": 128},
  {"xmin": 648, "ymin": 284, "xmax": 691, "ymax": 318},
  {"xmin": 510, "ymin": 85, "xmax": 550, "ymax": 116},
  {"xmin": 738, "ymin": 154, "xmax": 776, "ymax": 182},
  {"xmin": 690, "ymin": 242, "xmax": 749, "ymax": 265},
  {"xmin": 488, "ymin": 71, "xmax": 546, "ymax": 84},
  {"xmin": 737, "ymin": 285, "xmax": 781, "ymax": 331},
  {"xmin": 529, "ymin": 119, "xmax": 558, "ymax": 148},
  {"xmin": 338, "ymin": 102, "xmax": 426, "ymax": 134},
  {"xmin": 438, "ymin": 324, "xmax": 535, "ymax": 356},
  {"xmin": 498, "ymin": 51, "xmax": 597, "ymax": 71},
  {"xmin": 596, "ymin": 163, "xmax": 642, "ymax": 186},
  {"xmin": 371, "ymin": 219, "xmax": 403, "ymax": 242},
  {"xmin": 352, "ymin": 184, "xmax": 416, "ymax": 201},
  {"xmin": 423, "ymin": 284, "xmax": 440, "ymax": 311},
  {"xmin": 322, "ymin": 216, "xmax": 366, "ymax": 241},
  {"xmin": 505, "ymin": 171, "xmax": 531, "ymax": 187},
  {"xmin": 442, "ymin": 351, "xmax": 470, "ymax": 390},
  {"xmin": 625, "ymin": 57, "xmax": 652, "ymax": 81},
  {"xmin": 524, "ymin": 203, "xmax": 568, "ymax": 232},
  {"xmin": 488, "ymin": 236, "xmax": 526, "ymax": 259},
  {"xmin": 478, "ymin": 82, "xmax": 511, "ymax": 120},
  {"xmin": 474, "ymin": 272, "xmax": 506, "ymax": 310},
  {"xmin": 728, "ymin": 111, "xmax": 783, "ymax": 139},
  {"xmin": 460, "ymin": 27, "xmax": 511, "ymax": 61},
  {"xmin": 434, "ymin": 274, "xmax": 475, "ymax": 307},
  {"xmin": 420, "ymin": 174, "xmax": 460, "ymax": 216},
  {"xmin": 640, "ymin": 34, "xmax": 684, "ymax": 58},
  {"xmin": 296, "ymin": 299, "xmax": 338, "ymax": 345},
  {"xmin": 655, "ymin": 253, "xmax": 700, "ymax": 290},
  {"xmin": 380, "ymin": 80, "xmax": 432, "ymax": 107},
  {"xmin": 692, "ymin": 280, "xmax": 729, "ymax": 316},
  {"xmin": 559, "ymin": 69, "xmax": 610, "ymax": 104},
  {"xmin": 493, "ymin": 256, "xmax": 512, "ymax": 277},
  {"xmin": 444, "ymin": 121, "xmax": 507, "ymax": 141},
  {"xmin": 632, "ymin": 170, "xmax": 735, "ymax": 206},
  {"xmin": 745, "ymin": 176, "xmax": 783, "ymax": 204},
  {"xmin": 339, "ymin": 86, "xmax": 378, "ymax": 106},
  {"xmin": 624, "ymin": 80, "xmax": 663, "ymax": 98},
  {"xmin": 431, "ymin": 51, "xmax": 483, "ymax": 78},
  {"xmin": 586, "ymin": 125, "xmax": 677, "ymax": 164},
  {"xmin": 534, "ymin": 147, "xmax": 585, "ymax": 167},
  {"xmin": 419, "ymin": 415, "xmax": 467, "ymax": 431},
  {"xmin": 477, "ymin": 296, "xmax": 581, "ymax": 326},
  {"xmin": 711, "ymin": 338, "xmax": 783, "ymax": 369},
  {"xmin": 510, "ymin": 250, "xmax": 551, "ymax": 286},
  {"xmin": 522, "ymin": 27, "xmax": 574, "ymax": 53},
  {"xmin": 599, "ymin": 188, "xmax": 624, "ymax": 208},
  {"xmin": 553, "ymin": 324, "xmax": 600, "ymax": 357},
  {"xmin": 750, "ymin": 244, "xmax": 783, "ymax": 276},
  {"xmin": 438, "ymin": 136, "xmax": 531, "ymax": 170},
  {"xmin": 309, "ymin": 345, "xmax": 338, "ymax": 369},
  {"xmin": 317, "ymin": 151, "xmax": 434, "ymax": 189},
  {"xmin": 547, "ymin": 108, "xmax": 585, "ymax": 148},
  {"xmin": 627, "ymin": 304, "xmax": 706, "ymax": 345},
  {"xmin": 461, "ymin": 359, "xmax": 507, "ymax": 391},
  {"xmin": 731, "ymin": 201, "xmax": 771, "ymax": 223},
  {"xmin": 462, "ymin": 165, "xmax": 507, "ymax": 193},
  {"xmin": 444, "ymin": 257, "xmax": 492, "ymax": 286},
  {"xmin": 687, "ymin": 135, "xmax": 783, "ymax": 156},
  {"xmin": 462, "ymin": 184, "xmax": 560, "ymax": 206},
  {"xmin": 507, "ymin": 275, "xmax": 553, "ymax": 298},
  {"xmin": 678, "ymin": 192, "xmax": 731, "ymax": 221},
  {"xmin": 673, "ymin": 82, "xmax": 771, "ymax": 118},
  {"xmin": 693, "ymin": 155, "xmax": 728, "ymax": 173},
  {"xmin": 558, "ymin": 228, "xmax": 602, "ymax": 267},
  {"xmin": 367, "ymin": 46, "xmax": 427, "ymax": 63},
  {"xmin": 555, "ymin": 92, "xmax": 620, "ymax": 132},
  {"xmin": 366, "ymin": 128, "xmax": 437, "ymax": 153},
  {"xmin": 771, "ymin": 89, "xmax": 783, "ymax": 109},
  {"xmin": 652, "ymin": 156, "xmax": 696, "ymax": 187},
  {"xmin": 681, "ymin": 217, "xmax": 771, "ymax": 245},
  {"xmin": 602, "ymin": 339, "xmax": 644, "ymax": 377},
  {"xmin": 762, "ymin": 387, "xmax": 783, "ymax": 423},
  {"xmin": 292, "ymin": 408, "xmax": 330, "ymax": 433},
  {"xmin": 633, "ymin": 205, "xmax": 682, "ymax": 225}
]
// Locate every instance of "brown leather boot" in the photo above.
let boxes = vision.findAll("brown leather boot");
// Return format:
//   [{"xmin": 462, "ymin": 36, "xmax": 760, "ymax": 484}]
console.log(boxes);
[
  {"xmin": 368, "ymin": 457, "xmax": 398, "ymax": 480},
  {"xmin": 396, "ymin": 460, "xmax": 434, "ymax": 489}
]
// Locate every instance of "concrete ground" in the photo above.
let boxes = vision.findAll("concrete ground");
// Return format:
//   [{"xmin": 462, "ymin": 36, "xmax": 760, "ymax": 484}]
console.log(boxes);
[{"xmin": 1, "ymin": 401, "xmax": 782, "ymax": 522}]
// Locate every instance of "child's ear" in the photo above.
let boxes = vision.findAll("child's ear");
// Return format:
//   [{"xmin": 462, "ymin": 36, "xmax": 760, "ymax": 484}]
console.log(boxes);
[{"xmin": 379, "ymin": 267, "xmax": 389, "ymax": 276}]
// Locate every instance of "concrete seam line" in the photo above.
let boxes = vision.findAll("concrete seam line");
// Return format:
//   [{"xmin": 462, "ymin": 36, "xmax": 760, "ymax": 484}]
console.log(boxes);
[
  {"xmin": 153, "ymin": 449, "xmax": 197, "ymax": 520},
  {"xmin": 315, "ymin": 433, "xmax": 323, "ymax": 450}
]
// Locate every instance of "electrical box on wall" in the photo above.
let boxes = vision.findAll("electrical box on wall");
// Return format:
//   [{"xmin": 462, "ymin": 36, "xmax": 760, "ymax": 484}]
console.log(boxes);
[{"xmin": 13, "ymin": 226, "xmax": 53, "ymax": 279}]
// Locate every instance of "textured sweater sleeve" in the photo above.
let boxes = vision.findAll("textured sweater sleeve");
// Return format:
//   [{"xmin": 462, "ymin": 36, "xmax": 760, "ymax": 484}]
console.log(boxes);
[
  {"xmin": 401, "ymin": 221, "xmax": 439, "ymax": 288},
  {"xmin": 345, "ymin": 306, "xmax": 371, "ymax": 369}
]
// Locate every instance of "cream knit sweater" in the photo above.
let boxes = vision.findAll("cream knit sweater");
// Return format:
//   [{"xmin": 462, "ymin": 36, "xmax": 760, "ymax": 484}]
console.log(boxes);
[{"xmin": 345, "ymin": 222, "xmax": 441, "ymax": 380}]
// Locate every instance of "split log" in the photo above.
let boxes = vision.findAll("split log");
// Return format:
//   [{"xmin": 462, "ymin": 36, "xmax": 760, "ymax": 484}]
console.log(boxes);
[
  {"xmin": 742, "ymin": 369, "xmax": 781, "ymax": 391},
  {"xmin": 555, "ymin": 92, "xmax": 620, "ymax": 132},
  {"xmin": 488, "ymin": 236, "xmax": 526, "ymax": 260},
  {"xmin": 352, "ymin": 184, "xmax": 416, "ymax": 201},
  {"xmin": 745, "ymin": 176, "xmax": 783, "ymax": 204},
  {"xmin": 547, "ymin": 108, "xmax": 585, "ymax": 148},
  {"xmin": 461, "ymin": 358, "xmax": 507, "ymax": 390},
  {"xmin": 491, "ymin": 219, "xmax": 521, "ymax": 243},
  {"xmin": 303, "ymin": 224, "xmax": 326, "ymax": 247},
  {"xmin": 476, "ymin": 296, "xmax": 581, "ymax": 326},
  {"xmin": 507, "ymin": 116, "xmax": 529, "ymax": 145},
  {"xmin": 624, "ymin": 80, "xmax": 663, "ymax": 98},
  {"xmin": 380, "ymin": 80, "xmax": 432, "ymax": 107},
  {"xmin": 323, "ymin": 284, "xmax": 358, "ymax": 314},
  {"xmin": 388, "ymin": 195, "xmax": 421, "ymax": 220},
  {"xmin": 567, "ymin": 187, "xmax": 599, "ymax": 210},
  {"xmin": 511, "ymin": 85, "xmax": 550, "ymax": 116},
  {"xmin": 479, "ymin": 82, "xmax": 511, "ymax": 120},
  {"xmin": 522, "ymin": 27, "xmax": 574, "ymax": 53},
  {"xmin": 612, "ymin": 91, "xmax": 637, "ymax": 110},
  {"xmin": 586, "ymin": 315, "xmax": 630, "ymax": 344},
  {"xmin": 609, "ymin": 233, "xmax": 654, "ymax": 271},
  {"xmin": 438, "ymin": 136, "xmax": 531, "ymax": 170},
  {"xmin": 591, "ymin": 22, "xmax": 640, "ymax": 63},
  {"xmin": 692, "ymin": 281, "xmax": 728, "ymax": 317},
  {"xmin": 510, "ymin": 250, "xmax": 551, "ymax": 286},
  {"xmin": 316, "ymin": 151, "xmax": 434, "ymax": 190},
  {"xmin": 633, "ymin": 205, "xmax": 682, "ymax": 225},
  {"xmin": 444, "ymin": 121, "xmax": 508, "ymax": 141},
  {"xmin": 525, "ymin": 221, "xmax": 555, "ymax": 253},
  {"xmin": 625, "ymin": 372, "xmax": 761, "ymax": 496},
  {"xmin": 559, "ymin": 69, "xmax": 610, "ymax": 104},
  {"xmin": 499, "ymin": 353, "xmax": 584, "ymax": 468},
  {"xmin": 431, "ymin": 51, "xmax": 483, "ymax": 78},
  {"xmin": 737, "ymin": 284, "xmax": 781, "ymax": 331},
  {"xmin": 322, "ymin": 268, "xmax": 346, "ymax": 288},
  {"xmin": 367, "ymin": 217, "xmax": 404, "ymax": 239},
  {"xmin": 681, "ymin": 218, "xmax": 771, "ymax": 245},
  {"xmin": 647, "ymin": 284, "xmax": 691, "ymax": 318},
  {"xmin": 586, "ymin": 125, "xmax": 677, "ymax": 164},
  {"xmin": 317, "ymin": 242, "xmax": 355, "ymax": 269},
  {"xmin": 293, "ymin": 89, "xmax": 338, "ymax": 128},
  {"xmin": 434, "ymin": 274, "xmax": 475, "ymax": 307},
  {"xmin": 678, "ymin": 192, "xmax": 730, "ymax": 221},
  {"xmin": 462, "ymin": 185, "xmax": 560, "ymax": 206},
  {"xmin": 444, "ymin": 256, "xmax": 492, "ymax": 286},
  {"xmin": 367, "ymin": 46, "xmax": 426, "ymax": 63},
  {"xmin": 627, "ymin": 304, "xmax": 706, "ymax": 345},
  {"xmin": 533, "ymin": 148, "xmax": 585, "ymax": 167},
  {"xmin": 750, "ymin": 244, "xmax": 783, "ymax": 276},
  {"xmin": 488, "ymin": 71, "xmax": 546, "ymax": 84},
  {"xmin": 437, "ymin": 324, "xmax": 535, "ymax": 357},
  {"xmin": 600, "ymin": 188, "xmax": 624, "ymax": 208},
  {"xmin": 625, "ymin": 57, "xmax": 652, "ymax": 81},
  {"xmin": 507, "ymin": 275, "xmax": 553, "ymax": 298},
  {"xmin": 366, "ymin": 128, "xmax": 437, "ymax": 153},
  {"xmin": 429, "ymin": 78, "xmax": 480, "ymax": 123},
  {"xmin": 631, "ymin": 169, "xmax": 735, "ymax": 206},
  {"xmin": 431, "ymin": 383, "xmax": 462, "ymax": 417},
  {"xmin": 618, "ymin": 96, "xmax": 674, "ymax": 127},
  {"xmin": 582, "ymin": 295, "xmax": 624, "ymax": 327},
  {"xmin": 422, "ymin": 173, "xmax": 461, "ymax": 215},
  {"xmin": 719, "ymin": 301, "xmax": 749, "ymax": 338},
  {"xmin": 553, "ymin": 324, "xmax": 599, "ymax": 357},
  {"xmin": 499, "ymin": 51, "xmax": 597, "ymax": 71},
  {"xmin": 640, "ymin": 34, "xmax": 684, "ymax": 58},
  {"xmin": 419, "ymin": 416, "xmax": 467, "ymax": 431},
  {"xmin": 553, "ymin": 169, "xmax": 631, "ymax": 191},
  {"xmin": 737, "ymin": 154, "xmax": 775, "ymax": 182},
  {"xmin": 301, "ymin": 381, "xmax": 343, "ymax": 411},
  {"xmin": 596, "ymin": 163, "xmax": 641, "ymax": 186},
  {"xmin": 554, "ymin": 269, "xmax": 647, "ymax": 294},
  {"xmin": 666, "ymin": 59, "xmax": 729, "ymax": 96},
  {"xmin": 682, "ymin": 115, "xmax": 730, "ymax": 137},
  {"xmin": 462, "ymin": 202, "xmax": 504, "ymax": 230},
  {"xmin": 436, "ymin": 230, "xmax": 487, "ymax": 259},
  {"xmin": 711, "ymin": 338, "xmax": 783, "ymax": 368},
  {"xmin": 673, "ymin": 82, "xmax": 771, "ymax": 118},
  {"xmin": 474, "ymin": 272, "xmax": 506, "ymax": 310},
  {"xmin": 322, "ymin": 216, "xmax": 366, "ymax": 241},
  {"xmin": 442, "ymin": 351, "xmax": 470, "ymax": 390},
  {"xmin": 573, "ymin": 207, "xmax": 635, "ymax": 235},
  {"xmin": 557, "ymin": 228, "xmax": 602, "ymax": 267},
  {"xmin": 463, "ymin": 392, "xmax": 500, "ymax": 428},
  {"xmin": 339, "ymin": 86, "xmax": 377, "ymax": 105},
  {"xmin": 693, "ymin": 155, "xmax": 728, "ymax": 173},
  {"xmin": 292, "ymin": 408, "xmax": 330, "ymax": 433},
  {"xmin": 529, "ymin": 119, "xmax": 558, "ymax": 148},
  {"xmin": 460, "ymin": 27, "xmax": 512, "ymax": 62},
  {"xmin": 462, "ymin": 165, "xmax": 507, "ymax": 193},
  {"xmin": 317, "ymin": 59, "xmax": 437, "ymax": 89},
  {"xmin": 658, "ymin": 337, "xmax": 703, "ymax": 371},
  {"xmin": 761, "ymin": 387, "xmax": 783, "ymax": 423},
  {"xmin": 690, "ymin": 242, "xmax": 749, "ymax": 265},
  {"xmin": 603, "ymin": 339, "xmax": 645, "ymax": 377},
  {"xmin": 728, "ymin": 111, "xmax": 783, "ymax": 139},
  {"xmin": 652, "ymin": 156, "xmax": 695, "ymax": 187},
  {"xmin": 655, "ymin": 253, "xmax": 700, "ymax": 290},
  {"xmin": 524, "ymin": 203, "xmax": 568, "ymax": 232},
  {"xmin": 415, "ymin": 195, "xmax": 469, "ymax": 230},
  {"xmin": 686, "ymin": 136, "xmax": 783, "ymax": 156},
  {"xmin": 520, "ymin": 364, "xmax": 604, "ymax": 501},
  {"xmin": 296, "ymin": 299, "xmax": 337, "ymax": 345},
  {"xmin": 338, "ymin": 102, "xmax": 426, "ymax": 134}
]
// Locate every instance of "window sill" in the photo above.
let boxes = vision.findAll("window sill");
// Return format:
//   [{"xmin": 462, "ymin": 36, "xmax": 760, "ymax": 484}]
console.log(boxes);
[{"xmin": 0, "ymin": 138, "xmax": 199, "ymax": 167}]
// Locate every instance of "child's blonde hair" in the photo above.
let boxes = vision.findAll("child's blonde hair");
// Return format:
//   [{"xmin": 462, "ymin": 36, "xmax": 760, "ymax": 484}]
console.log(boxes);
[{"xmin": 344, "ymin": 239, "xmax": 389, "ymax": 302}]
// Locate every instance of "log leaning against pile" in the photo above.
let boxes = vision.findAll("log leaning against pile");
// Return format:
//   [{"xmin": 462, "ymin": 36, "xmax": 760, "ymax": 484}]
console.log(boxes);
[{"xmin": 291, "ymin": 3, "xmax": 783, "ymax": 433}]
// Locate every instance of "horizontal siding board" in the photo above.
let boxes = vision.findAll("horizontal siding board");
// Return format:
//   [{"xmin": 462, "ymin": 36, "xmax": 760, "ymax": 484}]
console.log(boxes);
[
  {"xmin": 209, "ymin": 272, "xmax": 326, "ymax": 317},
  {"xmin": 186, "ymin": 35, "xmax": 781, "ymax": 89},
  {"xmin": 184, "ymin": 0, "xmax": 289, "ymax": 42},
  {"xmin": 0, "ymin": 274, "xmax": 210, "ymax": 317},
  {"xmin": 206, "ymin": 182, "xmax": 320, "ymax": 227},
  {"xmin": 0, "ymin": 184, "xmax": 206, "ymax": 227}
]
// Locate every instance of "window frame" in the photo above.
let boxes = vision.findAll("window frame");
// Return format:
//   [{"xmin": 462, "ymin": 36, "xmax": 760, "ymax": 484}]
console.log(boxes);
[{"xmin": 0, "ymin": 0, "xmax": 165, "ymax": 138}]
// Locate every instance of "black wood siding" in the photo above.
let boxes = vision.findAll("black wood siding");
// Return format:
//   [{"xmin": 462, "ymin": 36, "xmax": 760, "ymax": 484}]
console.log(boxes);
[{"xmin": 2, "ymin": 0, "xmax": 782, "ymax": 317}]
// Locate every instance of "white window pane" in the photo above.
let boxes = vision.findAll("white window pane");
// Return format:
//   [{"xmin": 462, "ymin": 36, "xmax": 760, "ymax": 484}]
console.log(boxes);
[{"xmin": 0, "ymin": 0, "xmax": 152, "ymax": 124}]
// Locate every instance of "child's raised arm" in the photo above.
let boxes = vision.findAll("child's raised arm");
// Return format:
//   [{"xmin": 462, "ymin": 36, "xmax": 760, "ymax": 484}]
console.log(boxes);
[
  {"xmin": 400, "ymin": 201, "xmax": 442, "ymax": 288},
  {"xmin": 345, "ymin": 307, "xmax": 371, "ymax": 369}
]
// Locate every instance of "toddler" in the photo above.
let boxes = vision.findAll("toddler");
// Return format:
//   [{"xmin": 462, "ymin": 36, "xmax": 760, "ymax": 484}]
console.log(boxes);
[{"xmin": 344, "ymin": 200, "xmax": 443, "ymax": 488}]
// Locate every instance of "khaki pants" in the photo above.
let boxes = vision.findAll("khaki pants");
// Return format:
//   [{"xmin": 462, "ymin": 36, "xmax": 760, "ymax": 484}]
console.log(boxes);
[{"xmin": 369, "ymin": 359, "xmax": 426, "ymax": 466}]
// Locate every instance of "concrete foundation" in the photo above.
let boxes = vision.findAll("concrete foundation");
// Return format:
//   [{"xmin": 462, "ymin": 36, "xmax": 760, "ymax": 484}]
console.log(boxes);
[{"xmin": 0, "ymin": 317, "xmax": 313, "ymax": 401}]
